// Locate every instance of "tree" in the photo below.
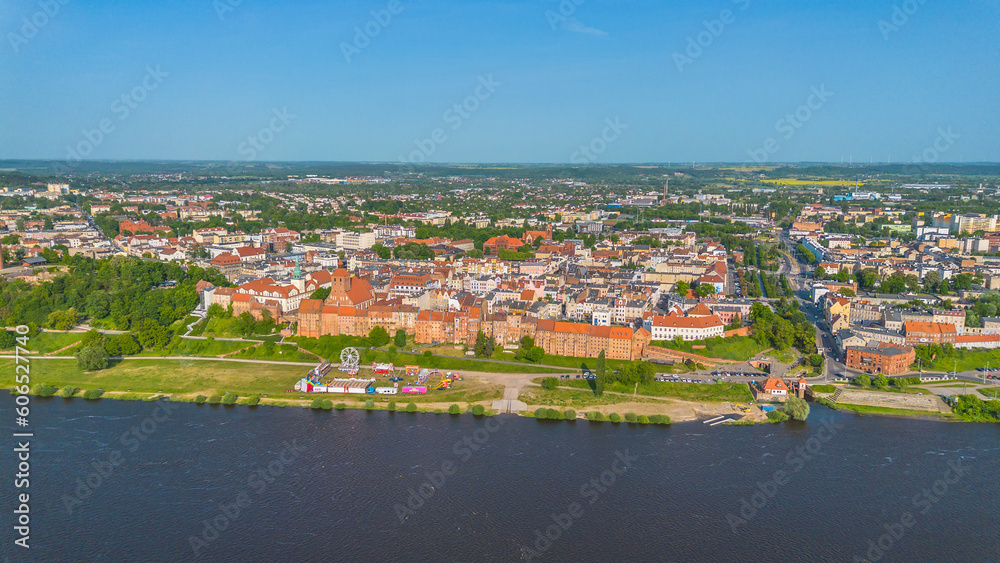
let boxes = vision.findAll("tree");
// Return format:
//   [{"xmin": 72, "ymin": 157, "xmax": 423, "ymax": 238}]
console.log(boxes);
[
  {"xmin": 594, "ymin": 350, "xmax": 607, "ymax": 397},
  {"xmin": 76, "ymin": 345, "xmax": 110, "ymax": 371},
  {"xmin": 696, "ymin": 284, "xmax": 716, "ymax": 298},
  {"xmin": 880, "ymin": 274, "xmax": 906, "ymax": 294},
  {"xmin": 474, "ymin": 331, "xmax": 489, "ymax": 358},
  {"xmin": 783, "ymin": 396, "xmax": 810, "ymax": 421},
  {"xmin": 393, "ymin": 329, "xmax": 407, "ymax": 348},
  {"xmin": 46, "ymin": 308, "xmax": 80, "ymax": 330},
  {"xmin": 873, "ymin": 374, "xmax": 890, "ymax": 390},
  {"xmin": 674, "ymin": 281, "xmax": 690, "ymax": 297},
  {"xmin": 814, "ymin": 266, "xmax": 827, "ymax": 280},
  {"xmin": 368, "ymin": 326, "xmax": 390, "ymax": 348},
  {"xmin": 838, "ymin": 288, "xmax": 856, "ymax": 298},
  {"xmin": 923, "ymin": 271, "xmax": 941, "ymax": 293},
  {"xmin": 857, "ymin": 268, "xmax": 879, "ymax": 290},
  {"xmin": 807, "ymin": 354, "xmax": 824, "ymax": 368},
  {"xmin": 855, "ymin": 374, "xmax": 871, "ymax": 387},
  {"xmin": 542, "ymin": 377, "xmax": 558, "ymax": 390}
]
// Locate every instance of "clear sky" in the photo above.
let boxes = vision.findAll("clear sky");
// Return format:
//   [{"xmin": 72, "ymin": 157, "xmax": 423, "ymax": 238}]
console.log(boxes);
[{"xmin": 1, "ymin": 0, "xmax": 998, "ymax": 164}]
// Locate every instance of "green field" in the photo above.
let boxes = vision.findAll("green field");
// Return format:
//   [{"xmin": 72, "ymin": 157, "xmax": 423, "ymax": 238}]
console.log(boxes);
[
  {"xmin": 0, "ymin": 358, "xmax": 504, "ymax": 404},
  {"xmin": 817, "ymin": 398, "xmax": 957, "ymax": 420},
  {"xmin": 137, "ymin": 338, "xmax": 252, "ymax": 358},
  {"xmin": 519, "ymin": 386, "xmax": 661, "ymax": 408},
  {"xmin": 918, "ymin": 348, "xmax": 1000, "ymax": 372},
  {"xmin": 548, "ymin": 379, "xmax": 753, "ymax": 402},
  {"xmin": 2, "ymin": 331, "xmax": 85, "ymax": 355},
  {"xmin": 1, "ymin": 358, "xmax": 306, "ymax": 397},
  {"xmin": 229, "ymin": 342, "xmax": 319, "ymax": 362},
  {"xmin": 652, "ymin": 335, "xmax": 768, "ymax": 361}
]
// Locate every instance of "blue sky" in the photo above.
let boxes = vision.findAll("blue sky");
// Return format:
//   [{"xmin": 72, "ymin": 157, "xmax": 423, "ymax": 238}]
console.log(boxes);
[{"xmin": 1, "ymin": 0, "xmax": 998, "ymax": 164}]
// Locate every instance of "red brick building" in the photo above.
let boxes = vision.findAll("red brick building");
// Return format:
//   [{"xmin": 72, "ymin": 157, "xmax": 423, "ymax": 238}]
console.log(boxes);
[{"xmin": 846, "ymin": 342, "xmax": 915, "ymax": 375}]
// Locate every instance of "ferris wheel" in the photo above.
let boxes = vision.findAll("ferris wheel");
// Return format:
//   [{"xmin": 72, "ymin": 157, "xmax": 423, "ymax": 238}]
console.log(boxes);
[{"xmin": 339, "ymin": 347, "xmax": 360, "ymax": 373}]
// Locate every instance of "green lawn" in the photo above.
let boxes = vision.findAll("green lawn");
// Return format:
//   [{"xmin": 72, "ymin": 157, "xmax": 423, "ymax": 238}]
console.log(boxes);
[
  {"xmin": 363, "ymin": 350, "xmax": 562, "ymax": 374},
  {"xmin": 918, "ymin": 348, "xmax": 1000, "ymax": 372},
  {"xmin": 652, "ymin": 335, "xmax": 768, "ymax": 361},
  {"xmin": 762, "ymin": 347, "xmax": 798, "ymax": 364},
  {"xmin": 1, "ymin": 331, "xmax": 85, "ymax": 355},
  {"xmin": 0, "ymin": 358, "xmax": 308, "ymax": 397},
  {"xmin": 519, "ymin": 386, "xmax": 661, "ymax": 408},
  {"xmin": 137, "ymin": 338, "xmax": 251, "ymax": 358},
  {"xmin": 0, "ymin": 358, "xmax": 505, "ymax": 405},
  {"xmin": 548, "ymin": 379, "xmax": 753, "ymax": 402},
  {"xmin": 817, "ymin": 398, "xmax": 957, "ymax": 420},
  {"xmin": 229, "ymin": 342, "xmax": 319, "ymax": 362},
  {"xmin": 810, "ymin": 384, "xmax": 837, "ymax": 393}
]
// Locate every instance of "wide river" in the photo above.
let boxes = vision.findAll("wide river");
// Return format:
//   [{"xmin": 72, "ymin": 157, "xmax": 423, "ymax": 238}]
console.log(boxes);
[{"xmin": 2, "ymin": 395, "xmax": 998, "ymax": 562}]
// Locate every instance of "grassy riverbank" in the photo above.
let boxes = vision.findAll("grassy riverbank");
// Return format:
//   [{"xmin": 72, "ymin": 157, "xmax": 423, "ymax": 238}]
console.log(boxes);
[
  {"xmin": 815, "ymin": 398, "xmax": 960, "ymax": 421},
  {"xmin": 542, "ymin": 378, "xmax": 754, "ymax": 403},
  {"xmin": 0, "ymin": 358, "xmax": 503, "ymax": 406}
]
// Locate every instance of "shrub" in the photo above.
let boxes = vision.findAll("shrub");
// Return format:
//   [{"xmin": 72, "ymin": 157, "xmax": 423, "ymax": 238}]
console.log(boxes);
[
  {"xmin": 434, "ymin": 409, "xmax": 442, "ymax": 414},
  {"xmin": 546, "ymin": 408, "xmax": 562, "ymax": 420},
  {"xmin": 563, "ymin": 408, "xmax": 577, "ymax": 420},
  {"xmin": 321, "ymin": 400, "xmax": 333, "ymax": 410},
  {"xmin": 194, "ymin": 395, "xmax": 208, "ymax": 404},
  {"xmin": 585, "ymin": 411, "xmax": 605, "ymax": 422},
  {"xmin": 244, "ymin": 395, "xmax": 261, "ymax": 406},
  {"xmin": 471, "ymin": 404, "xmax": 485, "ymax": 416},
  {"xmin": 82, "ymin": 389, "xmax": 104, "ymax": 400},
  {"xmin": 608, "ymin": 413, "xmax": 622, "ymax": 423},
  {"xmin": 365, "ymin": 400, "xmax": 375, "ymax": 410},
  {"xmin": 310, "ymin": 398, "xmax": 325, "ymax": 409},
  {"xmin": 625, "ymin": 412, "xmax": 638, "ymax": 424},
  {"xmin": 406, "ymin": 402, "xmax": 418, "ymax": 413},
  {"xmin": 448, "ymin": 404, "xmax": 461, "ymax": 415},
  {"xmin": 335, "ymin": 403, "xmax": 346, "ymax": 410},
  {"xmin": 649, "ymin": 414, "xmax": 672, "ymax": 425},
  {"xmin": 767, "ymin": 410, "xmax": 790, "ymax": 423},
  {"xmin": 637, "ymin": 415, "xmax": 651, "ymax": 424},
  {"xmin": 541, "ymin": 377, "xmax": 558, "ymax": 390},
  {"xmin": 534, "ymin": 408, "xmax": 547, "ymax": 418},
  {"xmin": 221, "ymin": 392, "xmax": 239, "ymax": 405},
  {"xmin": 208, "ymin": 395, "xmax": 223, "ymax": 404},
  {"xmin": 387, "ymin": 401, "xmax": 397, "ymax": 412},
  {"xmin": 33, "ymin": 384, "xmax": 57, "ymax": 397},
  {"xmin": 58, "ymin": 386, "xmax": 78, "ymax": 398}
]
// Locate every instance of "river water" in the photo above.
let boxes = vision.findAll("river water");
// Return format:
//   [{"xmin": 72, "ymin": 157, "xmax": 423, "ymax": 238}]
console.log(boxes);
[{"xmin": 2, "ymin": 395, "xmax": 998, "ymax": 562}]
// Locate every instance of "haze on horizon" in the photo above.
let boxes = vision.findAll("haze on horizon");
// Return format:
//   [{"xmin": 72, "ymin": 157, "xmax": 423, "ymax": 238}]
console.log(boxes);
[{"xmin": 1, "ymin": 0, "xmax": 998, "ymax": 165}]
